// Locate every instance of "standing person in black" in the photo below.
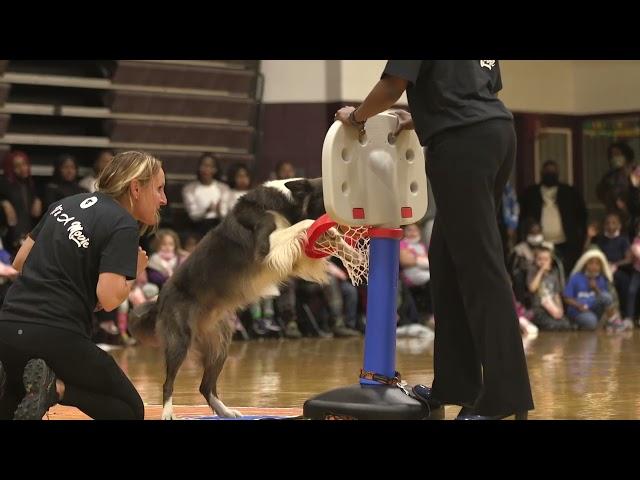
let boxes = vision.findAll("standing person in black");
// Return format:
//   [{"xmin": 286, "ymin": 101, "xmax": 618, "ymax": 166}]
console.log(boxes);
[
  {"xmin": 519, "ymin": 160, "xmax": 587, "ymax": 274},
  {"xmin": 335, "ymin": 60, "xmax": 533, "ymax": 419},
  {"xmin": 0, "ymin": 151, "xmax": 167, "ymax": 420}
]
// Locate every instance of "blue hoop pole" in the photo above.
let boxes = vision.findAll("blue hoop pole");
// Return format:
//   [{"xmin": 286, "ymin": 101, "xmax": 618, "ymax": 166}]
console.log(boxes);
[{"xmin": 360, "ymin": 228, "xmax": 403, "ymax": 385}]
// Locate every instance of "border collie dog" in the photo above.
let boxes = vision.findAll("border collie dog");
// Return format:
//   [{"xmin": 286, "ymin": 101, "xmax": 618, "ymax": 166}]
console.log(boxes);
[{"xmin": 130, "ymin": 178, "xmax": 336, "ymax": 419}]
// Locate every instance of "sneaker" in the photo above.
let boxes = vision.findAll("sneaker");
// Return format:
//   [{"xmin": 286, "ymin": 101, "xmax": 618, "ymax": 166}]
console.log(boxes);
[
  {"xmin": 622, "ymin": 318, "xmax": 635, "ymax": 331},
  {"xmin": 252, "ymin": 318, "xmax": 281, "ymax": 336},
  {"xmin": 232, "ymin": 315, "xmax": 250, "ymax": 341},
  {"xmin": 13, "ymin": 359, "xmax": 59, "ymax": 420},
  {"xmin": 262, "ymin": 318, "xmax": 282, "ymax": 333},
  {"xmin": 606, "ymin": 317, "xmax": 630, "ymax": 333},
  {"xmin": 0, "ymin": 361, "xmax": 6, "ymax": 402},
  {"xmin": 121, "ymin": 332, "xmax": 137, "ymax": 347},
  {"xmin": 332, "ymin": 326, "xmax": 361, "ymax": 338},
  {"xmin": 318, "ymin": 329, "xmax": 334, "ymax": 338},
  {"xmin": 252, "ymin": 318, "xmax": 268, "ymax": 336},
  {"xmin": 284, "ymin": 322, "xmax": 302, "ymax": 339}
]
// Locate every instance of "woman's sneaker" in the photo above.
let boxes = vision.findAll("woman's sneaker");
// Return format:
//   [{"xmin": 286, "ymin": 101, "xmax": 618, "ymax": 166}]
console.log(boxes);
[{"xmin": 13, "ymin": 359, "xmax": 59, "ymax": 420}]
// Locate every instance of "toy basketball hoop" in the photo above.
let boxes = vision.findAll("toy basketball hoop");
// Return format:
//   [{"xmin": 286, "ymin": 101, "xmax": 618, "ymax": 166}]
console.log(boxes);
[
  {"xmin": 304, "ymin": 213, "xmax": 370, "ymax": 286},
  {"xmin": 303, "ymin": 111, "xmax": 443, "ymax": 420},
  {"xmin": 322, "ymin": 111, "xmax": 428, "ymax": 228},
  {"xmin": 304, "ymin": 110, "xmax": 428, "ymax": 287}
]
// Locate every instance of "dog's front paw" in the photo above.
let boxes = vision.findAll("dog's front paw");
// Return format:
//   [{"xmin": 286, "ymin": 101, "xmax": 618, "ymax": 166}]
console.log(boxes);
[
  {"xmin": 161, "ymin": 412, "xmax": 178, "ymax": 420},
  {"xmin": 216, "ymin": 408, "xmax": 243, "ymax": 418}
]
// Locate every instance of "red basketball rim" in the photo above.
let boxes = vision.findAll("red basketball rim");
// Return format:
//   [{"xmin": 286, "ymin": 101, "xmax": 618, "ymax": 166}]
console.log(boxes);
[{"xmin": 304, "ymin": 213, "xmax": 337, "ymax": 258}]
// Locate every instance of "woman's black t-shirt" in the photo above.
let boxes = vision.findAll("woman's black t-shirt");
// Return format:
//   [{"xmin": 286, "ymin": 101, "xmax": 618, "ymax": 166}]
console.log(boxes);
[{"xmin": 0, "ymin": 192, "xmax": 139, "ymax": 338}]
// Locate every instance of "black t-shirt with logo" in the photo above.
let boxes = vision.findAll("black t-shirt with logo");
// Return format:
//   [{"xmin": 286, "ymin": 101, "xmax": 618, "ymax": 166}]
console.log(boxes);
[
  {"xmin": 382, "ymin": 60, "xmax": 513, "ymax": 145},
  {"xmin": 0, "ymin": 192, "xmax": 139, "ymax": 338}
]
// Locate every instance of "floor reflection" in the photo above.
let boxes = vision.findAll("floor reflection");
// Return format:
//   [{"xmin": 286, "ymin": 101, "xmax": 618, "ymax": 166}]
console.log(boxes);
[{"xmin": 110, "ymin": 330, "xmax": 640, "ymax": 419}]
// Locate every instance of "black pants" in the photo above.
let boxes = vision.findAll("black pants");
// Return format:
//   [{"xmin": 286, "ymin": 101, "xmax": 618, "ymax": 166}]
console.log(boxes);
[
  {"xmin": 532, "ymin": 308, "xmax": 572, "ymax": 331},
  {"xmin": 0, "ymin": 321, "xmax": 144, "ymax": 420},
  {"xmin": 426, "ymin": 119, "xmax": 534, "ymax": 416}
]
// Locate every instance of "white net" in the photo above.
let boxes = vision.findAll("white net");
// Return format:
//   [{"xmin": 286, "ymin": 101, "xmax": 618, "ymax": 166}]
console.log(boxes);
[{"xmin": 314, "ymin": 225, "xmax": 370, "ymax": 286}]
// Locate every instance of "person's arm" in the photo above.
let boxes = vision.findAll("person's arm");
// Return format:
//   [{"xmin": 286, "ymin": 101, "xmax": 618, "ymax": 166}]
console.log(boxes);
[
  {"xmin": 563, "ymin": 278, "xmax": 589, "ymax": 312},
  {"xmin": 97, "ymin": 225, "xmax": 146, "ymax": 311},
  {"xmin": 97, "ymin": 247, "xmax": 147, "ymax": 311},
  {"xmin": 12, "ymin": 236, "xmax": 35, "ymax": 272},
  {"xmin": 13, "ymin": 203, "xmax": 53, "ymax": 272},
  {"xmin": 31, "ymin": 196, "xmax": 43, "ymax": 218},
  {"xmin": 96, "ymin": 273, "xmax": 137, "ymax": 312},
  {"xmin": 564, "ymin": 296, "xmax": 588, "ymax": 311},
  {"xmin": 528, "ymin": 267, "xmax": 547, "ymax": 293},
  {"xmin": 613, "ymin": 241, "xmax": 632, "ymax": 268},
  {"xmin": 213, "ymin": 183, "xmax": 229, "ymax": 217},
  {"xmin": 399, "ymin": 247, "xmax": 417, "ymax": 268},
  {"xmin": 182, "ymin": 183, "xmax": 207, "ymax": 221},
  {"xmin": 1, "ymin": 200, "xmax": 17, "ymax": 227},
  {"xmin": 343, "ymin": 75, "xmax": 409, "ymax": 122},
  {"xmin": 218, "ymin": 188, "xmax": 232, "ymax": 218},
  {"xmin": 335, "ymin": 61, "xmax": 423, "ymax": 133},
  {"xmin": 554, "ymin": 294, "xmax": 565, "ymax": 316},
  {"xmin": 584, "ymin": 226, "xmax": 599, "ymax": 252},
  {"xmin": 588, "ymin": 277, "xmax": 602, "ymax": 295}
]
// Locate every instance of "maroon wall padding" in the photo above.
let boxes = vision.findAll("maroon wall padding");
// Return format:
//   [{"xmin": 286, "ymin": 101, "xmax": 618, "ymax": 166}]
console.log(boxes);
[{"xmin": 257, "ymin": 103, "xmax": 335, "ymax": 182}]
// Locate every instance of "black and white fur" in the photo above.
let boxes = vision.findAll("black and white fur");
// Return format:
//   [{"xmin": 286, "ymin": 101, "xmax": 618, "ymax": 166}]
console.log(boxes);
[{"xmin": 130, "ymin": 178, "xmax": 343, "ymax": 419}]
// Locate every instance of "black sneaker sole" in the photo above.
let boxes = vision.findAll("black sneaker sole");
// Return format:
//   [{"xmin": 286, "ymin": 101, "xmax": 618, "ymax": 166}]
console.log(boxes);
[{"xmin": 13, "ymin": 359, "xmax": 57, "ymax": 420}]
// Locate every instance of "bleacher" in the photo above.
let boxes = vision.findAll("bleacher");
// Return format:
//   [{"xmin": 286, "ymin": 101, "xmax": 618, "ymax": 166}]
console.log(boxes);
[{"xmin": 0, "ymin": 60, "xmax": 263, "ymax": 228}]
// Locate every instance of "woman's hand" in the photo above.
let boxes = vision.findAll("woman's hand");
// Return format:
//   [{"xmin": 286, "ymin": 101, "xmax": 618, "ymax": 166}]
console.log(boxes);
[
  {"xmin": 137, "ymin": 247, "xmax": 148, "ymax": 278},
  {"xmin": 31, "ymin": 197, "xmax": 42, "ymax": 218},
  {"xmin": 335, "ymin": 106, "xmax": 357, "ymax": 125},
  {"xmin": 1, "ymin": 200, "xmax": 17, "ymax": 227},
  {"xmin": 393, "ymin": 110, "xmax": 415, "ymax": 135}
]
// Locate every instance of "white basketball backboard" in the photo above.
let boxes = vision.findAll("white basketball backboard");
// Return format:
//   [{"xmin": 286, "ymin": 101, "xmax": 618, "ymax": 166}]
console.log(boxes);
[{"xmin": 322, "ymin": 111, "xmax": 428, "ymax": 228}]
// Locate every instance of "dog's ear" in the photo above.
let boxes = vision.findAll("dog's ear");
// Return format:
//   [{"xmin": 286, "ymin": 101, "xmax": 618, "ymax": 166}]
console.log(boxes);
[
  {"xmin": 308, "ymin": 177, "xmax": 322, "ymax": 190},
  {"xmin": 284, "ymin": 179, "xmax": 311, "ymax": 199}
]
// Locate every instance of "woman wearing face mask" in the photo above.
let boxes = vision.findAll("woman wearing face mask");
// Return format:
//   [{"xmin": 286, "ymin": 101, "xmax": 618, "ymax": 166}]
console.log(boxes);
[{"xmin": 596, "ymin": 142, "xmax": 637, "ymax": 232}]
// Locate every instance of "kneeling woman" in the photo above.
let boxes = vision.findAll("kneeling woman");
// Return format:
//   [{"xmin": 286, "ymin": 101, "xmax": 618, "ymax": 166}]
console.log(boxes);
[{"xmin": 0, "ymin": 151, "xmax": 167, "ymax": 419}]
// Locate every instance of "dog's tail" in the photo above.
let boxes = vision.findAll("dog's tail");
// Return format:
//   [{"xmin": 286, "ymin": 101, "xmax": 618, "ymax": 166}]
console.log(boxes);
[{"xmin": 129, "ymin": 301, "xmax": 160, "ymax": 345}]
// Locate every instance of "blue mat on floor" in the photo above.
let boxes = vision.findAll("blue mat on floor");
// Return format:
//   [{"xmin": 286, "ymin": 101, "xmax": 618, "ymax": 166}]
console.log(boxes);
[{"xmin": 181, "ymin": 415, "xmax": 297, "ymax": 420}]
